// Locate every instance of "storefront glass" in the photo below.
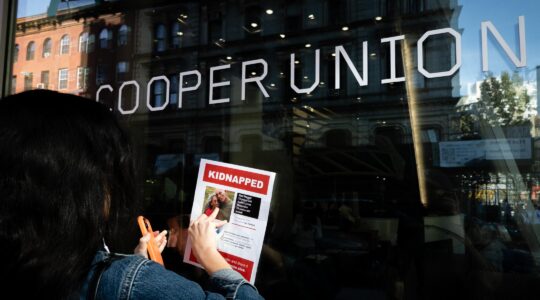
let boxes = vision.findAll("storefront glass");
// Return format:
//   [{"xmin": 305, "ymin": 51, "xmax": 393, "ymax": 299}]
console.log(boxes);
[{"xmin": 7, "ymin": 0, "xmax": 540, "ymax": 298}]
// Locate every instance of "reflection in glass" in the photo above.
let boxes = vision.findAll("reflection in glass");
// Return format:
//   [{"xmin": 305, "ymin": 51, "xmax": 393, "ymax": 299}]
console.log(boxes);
[{"xmin": 8, "ymin": 0, "xmax": 540, "ymax": 299}]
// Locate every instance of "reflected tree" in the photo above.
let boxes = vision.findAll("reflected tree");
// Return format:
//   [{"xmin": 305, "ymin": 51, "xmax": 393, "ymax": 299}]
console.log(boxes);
[{"xmin": 460, "ymin": 71, "xmax": 531, "ymax": 137}]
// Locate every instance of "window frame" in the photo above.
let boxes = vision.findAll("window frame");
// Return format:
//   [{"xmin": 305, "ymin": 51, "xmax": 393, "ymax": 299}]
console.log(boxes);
[
  {"xmin": 42, "ymin": 38, "xmax": 52, "ymax": 57},
  {"xmin": 60, "ymin": 35, "xmax": 70, "ymax": 55},
  {"xmin": 58, "ymin": 68, "xmax": 68, "ymax": 90},
  {"xmin": 26, "ymin": 41, "xmax": 35, "ymax": 60}
]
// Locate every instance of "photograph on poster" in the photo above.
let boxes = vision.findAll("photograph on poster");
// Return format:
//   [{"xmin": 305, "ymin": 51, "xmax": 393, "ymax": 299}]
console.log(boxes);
[{"xmin": 202, "ymin": 186, "xmax": 235, "ymax": 222}]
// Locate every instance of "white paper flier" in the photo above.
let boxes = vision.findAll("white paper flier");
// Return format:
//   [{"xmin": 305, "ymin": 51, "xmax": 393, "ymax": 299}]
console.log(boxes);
[{"xmin": 183, "ymin": 159, "xmax": 276, "ymax": 283}]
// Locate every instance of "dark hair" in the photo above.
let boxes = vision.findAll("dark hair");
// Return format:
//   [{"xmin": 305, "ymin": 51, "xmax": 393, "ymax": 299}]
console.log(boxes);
[{"xmin": 0, "ymin": 90, "xmax": 139, "ymax": 298}]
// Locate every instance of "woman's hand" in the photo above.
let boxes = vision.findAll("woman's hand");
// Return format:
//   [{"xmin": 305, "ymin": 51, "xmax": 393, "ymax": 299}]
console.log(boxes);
[
  {"xmin": 134, "ymin": 230, "xmax": 167, "ymax": 258},
  {"xmin": 189, "ymin": 208, "xmax": 230, "ymax": 274}
]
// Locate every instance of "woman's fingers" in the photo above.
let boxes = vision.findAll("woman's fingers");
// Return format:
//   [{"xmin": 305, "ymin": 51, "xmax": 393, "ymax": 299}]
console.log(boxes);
[
  {"xmin": 155, "ymin": 230, "xmax": 168, "ymax": 252},
  {"xmin": 188, "ymin": 209, "xmax": 231, "ymax": 274},
  {"xmin": 208, "ymin": 207, "xmax": 220, "ymax": 221},
  {"xmin": 213, "ymin": 219, "xmax": 228, "ymax": 228},
  {"xmin": 135, "ymin": 229, "xmax": 168, "ymax": 258},
  {"xmin": 134, "ymin": 233, "xmax": 151, "ymax": 258}
]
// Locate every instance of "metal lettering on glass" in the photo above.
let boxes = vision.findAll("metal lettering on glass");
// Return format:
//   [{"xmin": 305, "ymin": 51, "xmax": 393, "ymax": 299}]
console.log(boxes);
[{"xmin": 96, "ymin": 16, "xmax": 527, "ymax": 115}]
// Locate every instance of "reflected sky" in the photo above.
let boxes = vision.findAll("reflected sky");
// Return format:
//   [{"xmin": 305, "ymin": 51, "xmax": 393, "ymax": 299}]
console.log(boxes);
[{"xmin": 459, "ymin": 0, "xmax": 540, "ymax": 95}]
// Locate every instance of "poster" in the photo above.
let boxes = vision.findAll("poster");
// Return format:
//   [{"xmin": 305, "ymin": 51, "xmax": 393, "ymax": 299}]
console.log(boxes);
[{"xmin": 183, "ymin": 159, "xmax": 276, "ymax": 283}]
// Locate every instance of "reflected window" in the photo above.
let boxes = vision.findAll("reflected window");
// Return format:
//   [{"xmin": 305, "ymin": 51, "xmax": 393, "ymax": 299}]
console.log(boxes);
[
  {"xmin": 23, "ymin": 72, "xmax": 33, "ymax": 91},
  {"xmin": 26, "ymin": 41, "xmax": 35, "ymax": 60},
  {"xmin": 60, "ymin": 35, "xmax": 70, "ymax": 55},
  {"xmin": 58, "ymin": 69, "xmax": 68, "ymax": 90},
  {"xmin": 77, "ymin": 67, "xmax": 89, "ymax": 90},
  {"xmin": 42, "ymin": 38, "xmax": 51, "ymax": 57},
  {"xmin": 96, "ymin": 64, "xmax": 108, "ymax": 85},
  {"xmin": 170, "ymin": 22, "xmax": 182, "ymax": 49},
  {"xmin": 170, "ymin": 74, "xmax": 179, "ymax": 106},
  {"xmin": 116, "ymin": 61, "xmax": 129, "ymax": 81},
  {"xmin": 152, "ymin": 80, "xmax": 165, "ymax": 106},
  {"xmin": 40, "ymin": 70, "xmax": 49, "ymax": 89},
  {"xmin": 79, "ymin": 32, "xmax": 88, "ymax": 52},
  {"xmin": 155, "ymin": 24, "xmax": 166, "ymax": 52},
  {"xmin": 118, "ymin": 25, "xmax": 129, "ymax": 46},
  {"xmin": 421, "ymin": 127, "xmax": 440, "ymax": 143},
  {"xmin": 13, "ymin": 44, "xmax": 18, "ymax": 63},
  {"xmin": 99, "ymin": 28, "xmax": 112, "ymax": 49},
  {"xmin": 11, "ymin": 76, "xmax": 16, "ymax": 94},
  {"xmin": 87, "ymin": 34, "xmax": 95, "ymax": 52}
]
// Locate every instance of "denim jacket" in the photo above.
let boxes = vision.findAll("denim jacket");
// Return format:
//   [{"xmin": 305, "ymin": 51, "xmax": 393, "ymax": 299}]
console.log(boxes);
[{"xmin": 78, "ymin": 251, "xmax": 263, "ymax": 300}]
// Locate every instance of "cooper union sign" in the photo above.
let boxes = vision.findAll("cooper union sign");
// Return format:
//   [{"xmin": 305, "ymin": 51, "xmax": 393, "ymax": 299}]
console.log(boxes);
[{"xmin": 96, "ymin": 16, "xmax": 527, "ymax": 115}]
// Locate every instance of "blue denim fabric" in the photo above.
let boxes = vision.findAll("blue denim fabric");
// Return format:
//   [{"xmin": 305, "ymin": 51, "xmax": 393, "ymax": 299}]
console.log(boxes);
[{"xmin": 79, "ymin": 251, "xmax": 263, "ymax": 300}]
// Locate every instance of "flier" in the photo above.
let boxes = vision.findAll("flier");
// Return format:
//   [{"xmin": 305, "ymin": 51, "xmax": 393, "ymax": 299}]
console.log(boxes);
[{"xmin": 184, "ymin": 159, "xmax": 276, "ymax": 283}]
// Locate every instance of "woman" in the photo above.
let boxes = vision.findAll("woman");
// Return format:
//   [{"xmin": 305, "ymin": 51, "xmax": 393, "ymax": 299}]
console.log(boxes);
[
  {"xmin": 204, "ymin": 194, "xmax": 220, "ymax": 216},
  {"xmin": 0, "ymin": 90, "xmax": 262, "ymax": 299}
]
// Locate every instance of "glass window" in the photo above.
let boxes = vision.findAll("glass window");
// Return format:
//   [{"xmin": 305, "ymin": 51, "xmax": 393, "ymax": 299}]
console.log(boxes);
[
  {"xmin": 96, "ymin": 64, "xmax": 108, "ymax": 85},
  {"xmin": 79, "ymin": 32, "xmax": 88, "ymax": 53},
  {"xmin": 170, "ymin": 22, "xmax": 182, "ymax": 49},
  {"xmin": 77, "ymin": 67, "xmax": 89, "ymax": 90},
  {"xmin": 58, "ymin": 69, "xmax": 68, "ymax": 90},
  {"xmin": 9, "ymin": 1, "xmax": 540, "ymax": 299},
  {"xmin": 152, "ymin": 80, "xmax": 165, "ymax": 107},
  {"xmin": 42, "ymin": 38, "xmax": 52, "ymax": 57},
  {"xmin": 40, "ymin": 70, "xmax": 49, "ymax": 89},
  {"xmin": 26, "ymin": 41, "xmax": 35, "ymax": 60},
  {"xmin": 13, "ymin": 44, "xmax": 18, "ymax": 63},
  {"xmin": 11, "ymin": 76, "xmax": 16, "ymax": 94},
  {"xmin": 88, "ymin": 34, "xmax": 95, "ymax": 52},
  {"xmin": 155, "ymin": 24, "xmax": 166, "ymax": 52},
  {"xmin": 116, "ymin": 61, "xmax": 128, "ymax": 74},
  {"xmin": 118, "ymin": 25, "xmax": 129, "ymax": 46},
  {"xmin": 116, "ymin": 61, "xmax": 128, "ymax": 81},
  {"xmin": 99, "ymin": 28, "xmax": 111, "ymax": 49},
  {"xmin": 23, "ymin": 72, "xmax": 33, "ymax": 91},
  {"xmin": 169, "ymin": 74, "xmax": 179, "ymax": 106},
  {"xmin": 60, "ymin": 35, "xmax": 70, "ymax": 55}
]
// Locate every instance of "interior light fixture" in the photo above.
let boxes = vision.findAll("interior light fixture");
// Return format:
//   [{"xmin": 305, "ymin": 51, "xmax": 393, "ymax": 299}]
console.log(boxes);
[
  {"xmin": 266, "ymin": 9, "xmax": 274, "ymax": 15},
  {"xmin": 342, "ymin": 26, "xmax": 349, "ymax": 31}
]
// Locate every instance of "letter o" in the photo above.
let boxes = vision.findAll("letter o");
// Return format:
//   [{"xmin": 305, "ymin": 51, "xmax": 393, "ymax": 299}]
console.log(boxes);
[
  {"xmin": 417, "ymin": 28, "xmax": 462, "ymax": 78},
  {"xmin": 118, "ymin": 81, "xmax": 140, "ymax": 115},
  {"xmin": 146, "ymin": 75, "xmax": 170, "ymax": 111}
]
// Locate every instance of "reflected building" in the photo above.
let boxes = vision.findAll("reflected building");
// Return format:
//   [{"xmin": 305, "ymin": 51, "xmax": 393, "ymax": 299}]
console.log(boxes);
[
  {"xmin": 12, "ymin": 1, "xmax": 130, "ymax": 98},
  {"xmin": 13, "ymin": 0, "xmax": 540, "ymax": 299}
]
